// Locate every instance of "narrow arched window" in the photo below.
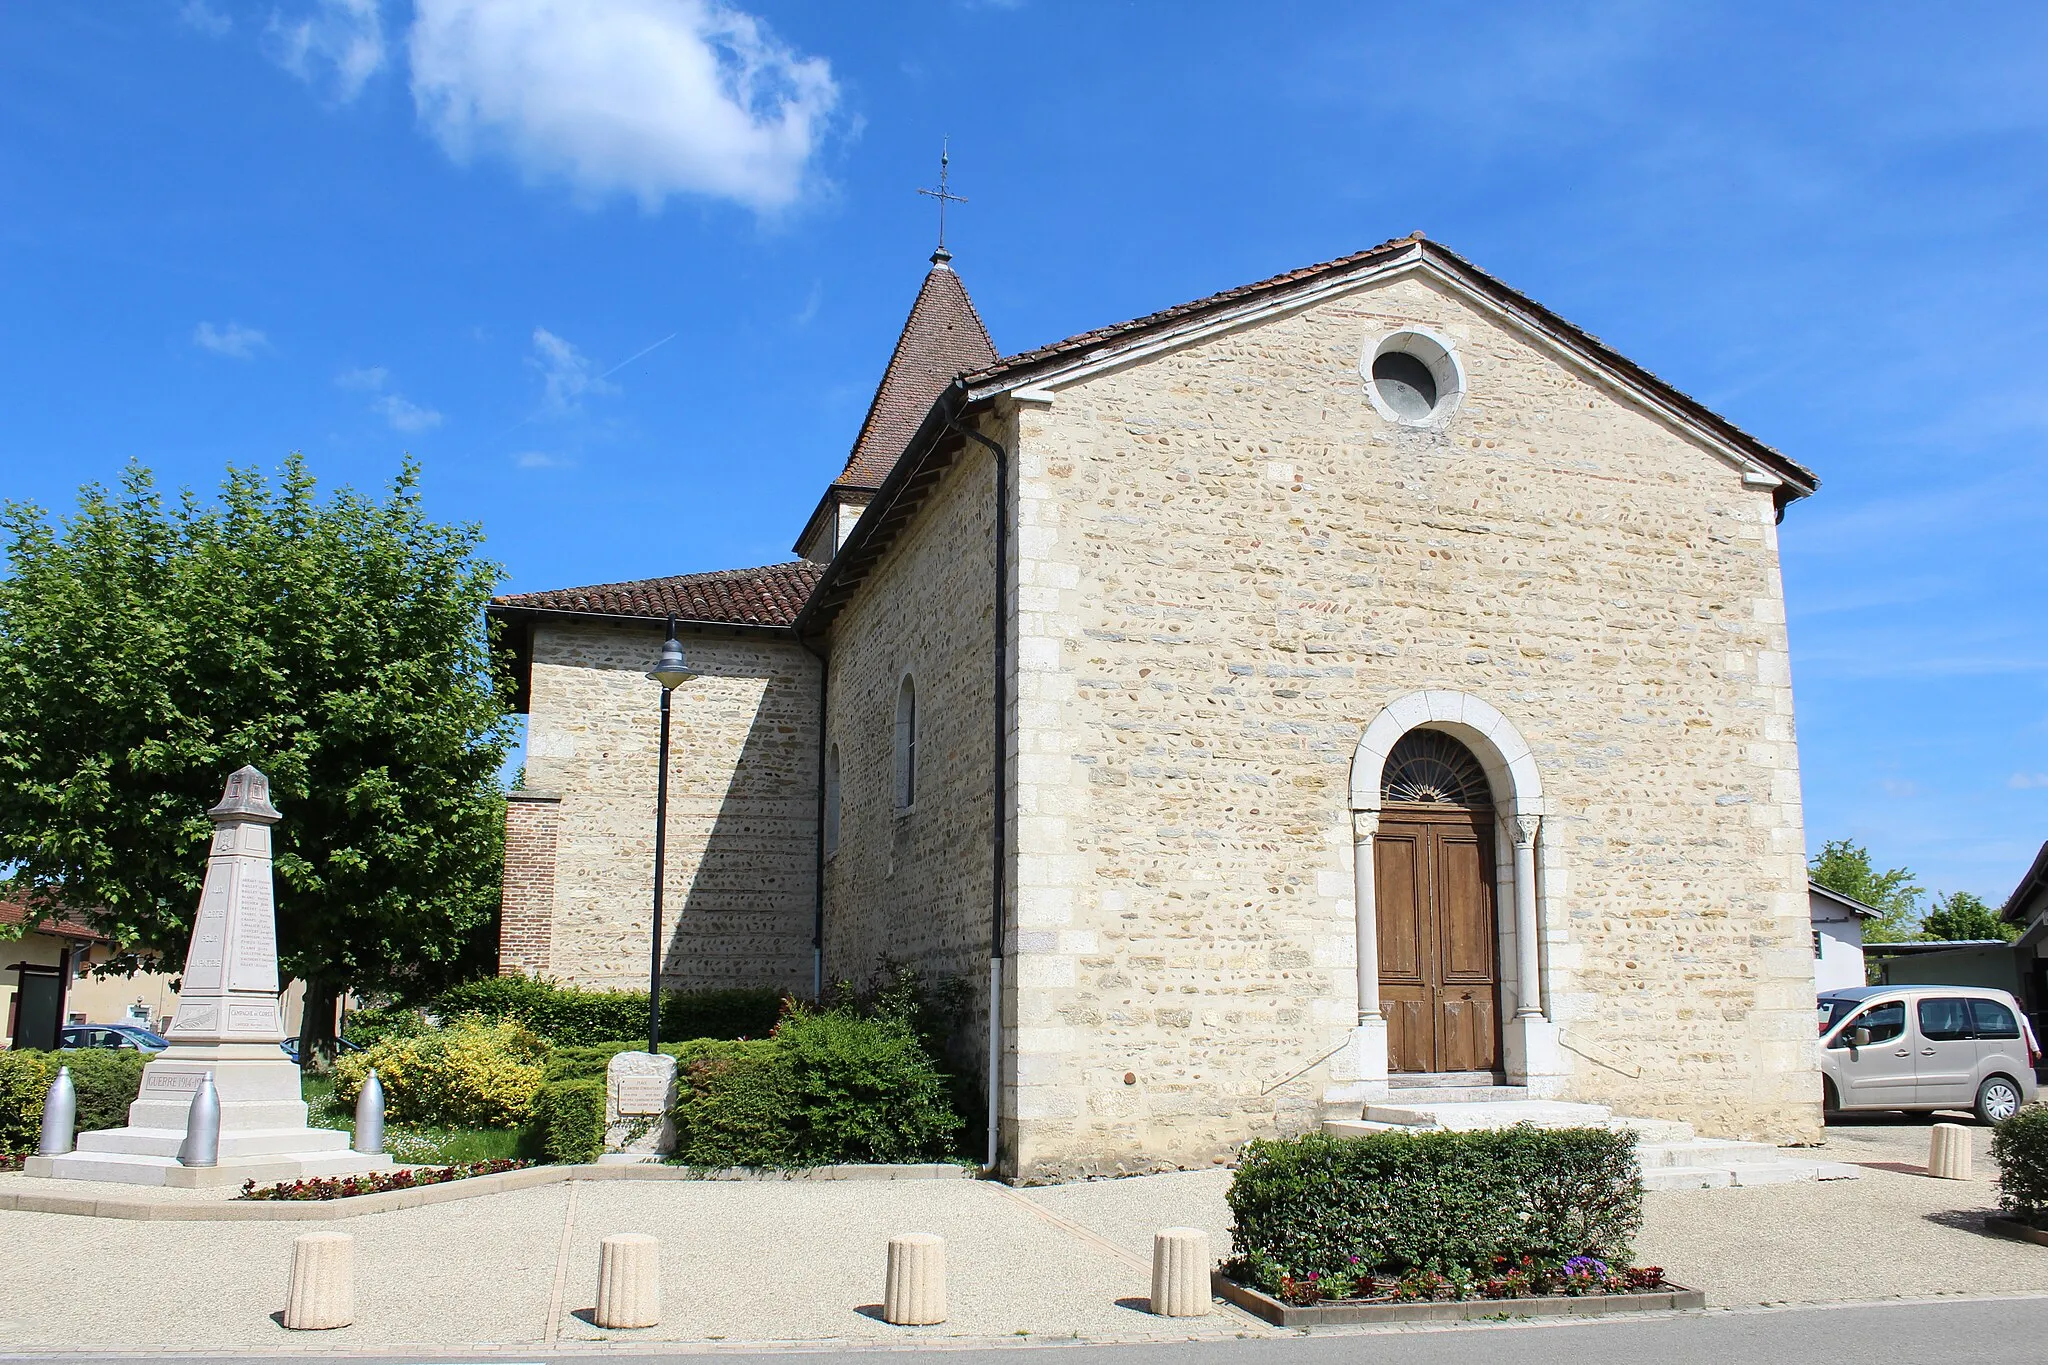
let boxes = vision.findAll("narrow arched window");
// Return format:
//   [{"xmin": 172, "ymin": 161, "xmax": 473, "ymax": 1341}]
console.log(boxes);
[
  {"xmin": 823, "ymin": 743, "xmax": 842, "ymax": 856},
  {"xmin": 894, "ymin": 675, "xmax": 917, "ymax": 810}
]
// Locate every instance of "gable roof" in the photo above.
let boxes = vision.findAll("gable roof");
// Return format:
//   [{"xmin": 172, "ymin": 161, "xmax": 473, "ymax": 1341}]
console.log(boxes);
[
  {"xmin": 0, "ymin": 898, "xmax": 107, "ymax": 942},
  {"xmin": 491, "ymin": 561, "xmax": 821, "ymax": 629},
  {"xmin": 799, "ymin": 233, "xmax": 1819, "ymax": 634},
  {"xmin": 833, "ymin": 257, "xmax": 998, "ymax": 492},
  {"xmin": 2002, "ymin": 840, "xmax": 2048, "ymax": 925},
  {"xmin": 1809, "ymin": 880, "xmax": 1881, "ymax": 920}
]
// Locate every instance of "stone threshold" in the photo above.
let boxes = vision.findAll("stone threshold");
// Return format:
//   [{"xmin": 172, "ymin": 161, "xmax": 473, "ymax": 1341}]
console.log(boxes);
[
  {"xmin": 1211, "ymin": 1272, "xmax": 1705, "ymax": 1327},
  {"xmin": 0, "ymin": 1161, "xmax": 973, "ymax": 1221}
]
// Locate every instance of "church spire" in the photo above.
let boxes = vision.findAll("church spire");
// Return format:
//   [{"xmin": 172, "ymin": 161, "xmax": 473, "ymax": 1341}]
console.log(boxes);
[{"xmin": 916, "ymin": 138, "xmax": 967, "ymax": 269}]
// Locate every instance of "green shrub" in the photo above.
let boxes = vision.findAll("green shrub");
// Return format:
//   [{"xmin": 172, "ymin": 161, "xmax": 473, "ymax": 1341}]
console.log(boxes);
[
  {"xmin": 1226, "ymin": 1127, "xmax": 1642, "ymax": 1289},
  {"xmin": 667, "ymin": 1009, "xmax": 963, "ymax": 1169},
  {"xmin": 333, "ymin": 1016, "xmax": 546, "ymax": 1128},
  {"xmin": 0, "ymin": 1049, "xmax": 149, "ymax": 1154},
  {"xmin": 342, "ymin": 1004, "xmax": 429, "ymax": 1049},
  {"xmin": 433, "ymin": 974, "xmax": 784, "ymax": 1047},
  {"xmin": 0, "ymin": 1051, "xmax": 51, "ymax": 1154},
  {"xmin": 542, "ymin": 1041, "xmax": 699, "ymax": 1084},
  {"xmin": 1993, "ymin": 1103, "xmax": 2048, "ymax": 1225},
  {"xmin": 530, "ymin": 1080, "xmax": 607, "ymax": 1164}
]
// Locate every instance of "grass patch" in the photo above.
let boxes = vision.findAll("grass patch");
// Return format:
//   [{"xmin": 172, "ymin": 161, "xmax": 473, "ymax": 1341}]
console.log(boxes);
[{"xmin": 303, "ymin": 1071, "xmax": 524, "ymax": 1164}]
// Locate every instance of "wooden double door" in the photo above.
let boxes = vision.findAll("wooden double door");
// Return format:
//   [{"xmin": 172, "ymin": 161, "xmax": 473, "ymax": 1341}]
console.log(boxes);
[{"xmin": 1376, "ymin": 806, "xmax": 1502, "ymax": 1074}]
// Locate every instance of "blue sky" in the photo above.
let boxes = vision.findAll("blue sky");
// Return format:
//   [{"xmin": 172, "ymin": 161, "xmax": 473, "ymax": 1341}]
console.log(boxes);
[{"xmin": 2, "ymin": 2, "xmax": 2045, "ymax": 907}]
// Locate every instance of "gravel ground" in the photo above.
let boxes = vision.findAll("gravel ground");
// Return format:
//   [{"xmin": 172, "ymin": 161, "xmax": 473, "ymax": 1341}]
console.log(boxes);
[{"xmin": 0, "ymin": 1120, "xmax": 2041, "ymax": 1353}]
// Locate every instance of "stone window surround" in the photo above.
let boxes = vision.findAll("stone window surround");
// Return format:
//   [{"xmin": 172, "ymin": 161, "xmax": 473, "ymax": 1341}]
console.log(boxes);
[
  {"xmin": 893, "ymin": 672, "xmax": 918, "ymax": 814},
  {"xmin": 1360, "ymin": 326, "xmax": 1466, "ymax": 428},
  {"xmin": 823, "ymin": 743, "xmax": 842, "ymax": 859},
  {"xmin": 1340, "ymin": 689, "xmax": 1565, "ymax": 1095}
]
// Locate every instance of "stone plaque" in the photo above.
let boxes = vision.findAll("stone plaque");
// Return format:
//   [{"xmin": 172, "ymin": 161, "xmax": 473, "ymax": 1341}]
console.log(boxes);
[{"xmin": 614, "ymin": 1076, "xmax": 670, "ymax": 1116}]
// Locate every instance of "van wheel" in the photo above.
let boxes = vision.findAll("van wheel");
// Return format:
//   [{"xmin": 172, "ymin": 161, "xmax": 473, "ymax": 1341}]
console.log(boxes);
[
  {"xmin": 1823, "ymin": 1078, "xmax": 1842, "ymax": 1118},
  {"xmin": 1976, "ymin": 1075, "xmax": 2023, "ymax": 1125}
]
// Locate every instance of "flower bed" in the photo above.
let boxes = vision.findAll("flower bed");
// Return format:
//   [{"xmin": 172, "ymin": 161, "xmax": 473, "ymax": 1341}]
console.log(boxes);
[
  {"xmin": 238, "ymin": 1158, "xmax": 530, "ymax": 1201},
  {"xmin": 1215, "ymin": 1257, "xmax": 1700, "ymax": 1327},
  {"xmin": 0, "ymin": 1151, "xmax": 23, "ymax": 1173}
]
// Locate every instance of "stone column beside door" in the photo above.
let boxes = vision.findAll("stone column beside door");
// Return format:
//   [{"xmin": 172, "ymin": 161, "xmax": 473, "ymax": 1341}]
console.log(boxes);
[{"xmin": 1330, "ymin": 809, "xmax": 1391, "ymax": 1103}]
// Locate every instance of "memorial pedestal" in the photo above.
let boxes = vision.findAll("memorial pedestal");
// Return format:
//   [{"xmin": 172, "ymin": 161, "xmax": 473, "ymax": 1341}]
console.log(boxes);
[{"xmin": 602, "ymin": 1051, "xmax": 677, "ymax": 1163}]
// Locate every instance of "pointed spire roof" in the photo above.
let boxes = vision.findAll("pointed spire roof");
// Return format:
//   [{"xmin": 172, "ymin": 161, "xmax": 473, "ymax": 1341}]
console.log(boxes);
[{"xmin": 833, "ymin": 254, "xmax": 997, "ymax": 490}]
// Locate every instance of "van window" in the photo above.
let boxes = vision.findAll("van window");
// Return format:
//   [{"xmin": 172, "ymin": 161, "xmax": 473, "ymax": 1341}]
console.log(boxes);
[
  {"xmin": 1970, "ymin": 999, "xmax": 2022, "ymax": 1039},
  {"xmin": 1831, "ymin": 1001, "xmax": 1905, "ymax": 1047},
  {"xmin": 1917, "ymin": 998, "xmax": 1974, "ymax": 1041}
]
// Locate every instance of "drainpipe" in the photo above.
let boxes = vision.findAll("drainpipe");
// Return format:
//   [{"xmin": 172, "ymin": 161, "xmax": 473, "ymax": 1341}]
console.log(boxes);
[
  {"xmin": 797, "ymin": 634, "xmax": 830, "ymax": 1001},
  {"xmin": 948, "ymin": 407, "xmax": 1010, "ymax": 1178}
]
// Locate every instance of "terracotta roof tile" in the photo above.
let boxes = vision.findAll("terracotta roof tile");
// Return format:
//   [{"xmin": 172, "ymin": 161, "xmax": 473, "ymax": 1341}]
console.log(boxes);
[
  {"xmin": 492, "ymin": 561, "xmax": 822, "ymax": 628},
  {"xmin": 835, "ymin": 260, "xmax": 997, "ymax": 489},
  {"xmin": 0, "ymin": 898, "xmax": 106, "ymax": 941}
]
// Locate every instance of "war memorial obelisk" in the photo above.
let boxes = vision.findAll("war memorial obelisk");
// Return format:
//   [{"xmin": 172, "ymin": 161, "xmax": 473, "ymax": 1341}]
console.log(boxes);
[{"xmin": 30, "ymin": 767, "xmax": 393, "ymax": 1186}]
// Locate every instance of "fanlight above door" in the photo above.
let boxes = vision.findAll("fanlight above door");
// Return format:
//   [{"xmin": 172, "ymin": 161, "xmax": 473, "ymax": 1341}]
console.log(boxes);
[{"xmin": 1381, "ymin": 730, "xmax": 1491, "ymax": 807}]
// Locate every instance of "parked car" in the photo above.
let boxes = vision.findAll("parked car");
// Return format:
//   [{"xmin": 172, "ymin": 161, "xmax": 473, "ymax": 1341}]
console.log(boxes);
[
  {"xmin": 1818, "ymin": 985, "xmax": 2041, "ymax": 1123},
  {"xmin": 279, "ymin": 1036, "xmax": 364, "ymax": 1063},
  {"xmin": 59, "ymin": 1024, "xmax": 169, "ymax": 1053}
]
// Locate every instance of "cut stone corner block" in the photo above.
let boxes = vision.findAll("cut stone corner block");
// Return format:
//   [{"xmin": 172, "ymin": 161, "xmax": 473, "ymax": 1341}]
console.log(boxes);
[
  {"xmin": 1503, "ymin": 1015, "xmax": 1567, "ymax": 1091},
  {"xmin": 884, "ymin": 1233, "xmax": 947, "ymax": 1326},
  {"xmin": 1151, "ymin": 1227, "xmax": 1211, "ymax": 1317},
  {"xmin": 605, "ymin": 1051, "xmax": 678, "ymax": 1158},
  {"xmin": 595, "ymin": 1234, "xmax": 661, "ymax": 1329},
  {"xmin": 284, "ymin": 1232, "xmax": 354, "ymax": 1331}
]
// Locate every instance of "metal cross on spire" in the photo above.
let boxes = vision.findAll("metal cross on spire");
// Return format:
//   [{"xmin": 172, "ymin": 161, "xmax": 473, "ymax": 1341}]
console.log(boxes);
[{"xmin": 916, "ymin": 138, "xmax": 967, "ymax": 265}]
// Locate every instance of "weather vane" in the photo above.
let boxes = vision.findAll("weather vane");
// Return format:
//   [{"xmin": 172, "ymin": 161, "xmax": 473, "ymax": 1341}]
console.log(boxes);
[{"xmin": 917, "ymin": 138, "xmax": 967, "ymax": 262}]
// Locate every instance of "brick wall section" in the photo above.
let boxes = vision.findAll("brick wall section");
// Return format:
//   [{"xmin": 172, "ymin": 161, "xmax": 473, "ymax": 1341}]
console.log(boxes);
[
  {"xmin": 823, "ymin": 434, "xmax": 1004, "ymax": 1078},
  {"xmin": 498, "ymin": 790, "xmax": 561, "ymax": 975},
  {"xmin": 1003, "ymin": 271, "xmax": 1817, "ymax": 1177},
  {"xmin": 522, "ymin": 619, "xmax": 820, "ymax": 993}
]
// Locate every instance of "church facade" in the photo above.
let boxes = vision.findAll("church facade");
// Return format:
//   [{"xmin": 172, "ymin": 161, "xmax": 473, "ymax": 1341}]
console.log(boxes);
[{"xmin": 490, "ymin": 234, "xmax": 1823, "ymax": 1179}]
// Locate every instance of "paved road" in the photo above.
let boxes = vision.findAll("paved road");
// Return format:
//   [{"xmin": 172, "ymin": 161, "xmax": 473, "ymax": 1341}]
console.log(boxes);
[{"xmin": 11, "ymin": 1295, "xmax": 2046, "ymax": 1365}]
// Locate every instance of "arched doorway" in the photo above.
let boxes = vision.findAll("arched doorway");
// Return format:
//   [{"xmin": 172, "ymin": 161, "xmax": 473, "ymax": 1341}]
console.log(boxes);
[{"xmin": 1376, "ymin": 730, "xmax": 1502, "ymax": 1074}]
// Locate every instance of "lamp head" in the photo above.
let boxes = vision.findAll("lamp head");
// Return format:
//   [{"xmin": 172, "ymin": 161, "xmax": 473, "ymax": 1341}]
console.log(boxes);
[{"xmin": 648, "ymin": 624, "xmax": 696, "ymax": 690}]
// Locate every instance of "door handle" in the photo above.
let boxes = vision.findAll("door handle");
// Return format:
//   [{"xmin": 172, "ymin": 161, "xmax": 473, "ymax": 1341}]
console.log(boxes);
[
  {"xmin": 1922, "ymin": 1048, "xmax": 1936, "ymax": 1056},
  {"xmin": 1894, "ymin": 1050, "xmax": 1910, "ymax": 1057}
]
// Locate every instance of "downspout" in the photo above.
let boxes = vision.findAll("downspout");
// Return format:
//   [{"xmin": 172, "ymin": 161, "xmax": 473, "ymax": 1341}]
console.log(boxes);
[
  {"xmin": 797, "ymin": 633, "xmax": 830, "ymax": 1001},
  {"xmin": 947, "ymin": 406, "xmax": 1009, "ymax": 1178}
]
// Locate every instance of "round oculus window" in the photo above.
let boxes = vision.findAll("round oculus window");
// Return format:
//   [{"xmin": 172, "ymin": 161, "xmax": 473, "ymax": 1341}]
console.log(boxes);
[{"xmin": 1370, "ymin": 351, "xmax": 1439, "ymax": 421}]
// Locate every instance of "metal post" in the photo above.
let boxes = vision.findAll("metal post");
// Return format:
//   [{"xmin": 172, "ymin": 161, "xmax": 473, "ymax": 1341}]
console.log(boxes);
[
  {"xmin": 38, "ymin": 1065, "xmax": 77, "ymax": 1156},
  {"xmin": 353, "ymin": 1069, "xmax": 386, "ymax": 1155},
  {"xmin": 178, "ymin": 1073, "xmax": 220, "ymax": 1168},
  {"xmin": 649, "ymin": 683, "xmax": 674, "ymax": 1057}
]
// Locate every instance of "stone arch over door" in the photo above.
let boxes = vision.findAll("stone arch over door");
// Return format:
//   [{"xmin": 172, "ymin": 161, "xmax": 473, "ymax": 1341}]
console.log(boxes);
[{"xmin": 1342, "ymin": 691, "xmax": 1563, "ymax": 1092}]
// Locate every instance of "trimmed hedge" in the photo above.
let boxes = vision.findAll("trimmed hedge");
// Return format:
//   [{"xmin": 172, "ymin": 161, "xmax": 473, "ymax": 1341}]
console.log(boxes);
[
  {"xmin": 1226, "ymin": 1127, "xmax": 1642, "ymax": 1289},
  {"xmin": 434, "ymin": 975, "xmax": 784, "ymax": 1047},
  {"xmin": 542, "ymin": 1041, "xmax": 699, "ymax": 1085},
  {"xmin": 670, "ymin": 1009, "xmax": 964, "ymax": 1169},
  {"xmin": 0, "ymin": 1049, "xmax": 149, "ymax": 1154},
  {"xmin": 1993, "ymin": 1103, "xmax": 2048, "ymax": 1225},
  {"xmin": 531, "ymin": 1080, "xmax": 607, "ymax": 1164}
]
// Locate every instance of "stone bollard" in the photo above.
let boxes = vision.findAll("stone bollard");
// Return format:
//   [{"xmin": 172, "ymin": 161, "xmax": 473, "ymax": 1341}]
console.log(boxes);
[
  {"xmin": 594, "ymin": 1234, "xmax": 661, "ymax": 1329},
  {"xmin": 883, "ymin": 1234, "xmax": 946, "ymax": 1326},
  {"xmin": 1929, "ymin": 1122, "xmax": 1973, "ymax": 1180},
  {"xmin": 1150, "ymin": 1227, "xmax": 1211, "ymax": 1317},
  {"xmin": 284, "ymin": 1232, "xmax": 354, "ymax": 1330}
]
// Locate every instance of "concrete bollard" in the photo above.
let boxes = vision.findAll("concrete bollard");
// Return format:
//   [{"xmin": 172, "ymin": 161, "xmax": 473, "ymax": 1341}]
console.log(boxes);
[
  {"xmin": 284, "ymin": 1232, "xmax": 354, "ymax": 1330},
  {"xmin": 883, "ymin": 1233, "xmax": 946, "ymax": 1326},
  {"xmin": 1150, "ymin": 1227, "xmax": 1211, "ymax": 1317},
  {"xmin": 594, "ymin": 1234, "xmax": 661, "ymax": 1329},
  {"xmin": 1929, "ymin": 1122, "xmax": 1973, "ymax": 1180}
]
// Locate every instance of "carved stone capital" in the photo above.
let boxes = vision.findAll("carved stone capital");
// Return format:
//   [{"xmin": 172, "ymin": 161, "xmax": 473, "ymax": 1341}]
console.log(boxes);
[
  {"xmin": 1352, "ymin": 809, "xmax": 1380, "ymax": 842},
  {"xmin": 1512, "ymin": 813, "xmax": 1541, "ymax": 849}
]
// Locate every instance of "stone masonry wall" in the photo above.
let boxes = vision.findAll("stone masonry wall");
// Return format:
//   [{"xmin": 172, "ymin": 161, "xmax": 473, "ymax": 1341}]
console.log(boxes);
[
  {"xmin": 1004, "ymin": 269, "xmax": 1817, "ymax": 1177},
  {"xmin": 521, "ymin": 618, "xmax": 819, "ymax": 994},
  {"xmin": 499, "ymin": 790, "xmax": 560, "ymax": 976},
  {"xmin": 823, "ymin": 436, "xmax": 1002, "ymax": 1077}
]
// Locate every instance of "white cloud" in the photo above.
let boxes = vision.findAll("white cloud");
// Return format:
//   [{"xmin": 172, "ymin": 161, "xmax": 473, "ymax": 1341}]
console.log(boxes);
[
  {"xmin": 514, "ymin": 450, "xmax": 572, "ymax": 469},
  {"xmin": 2012, "ymin": 773, "xmax": 2048, "ymax": 790},
  {"xmin": 408, "ymin": 0, "xmax": 837, "ymax": 213},
  {"xmin": 529, "ymin": 327, "xmax": 617, "ymax": 414},
  {"xmin": 269, "ymin": 0, "xmax": 387, "ymax": 103},
  {"xmin": 336, "ymin": 365, "xmax": 442, "ymax": 432},
  {"xmin": 179, "ymin": 1, "xmax": 232, "ymax": 37},
  {"xmin": 193, "ymin": 321, "xmax": 267, "ymax": 358}
]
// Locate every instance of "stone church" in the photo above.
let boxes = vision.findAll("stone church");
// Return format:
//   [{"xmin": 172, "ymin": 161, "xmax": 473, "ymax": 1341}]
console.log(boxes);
[{"xmin": 489, "ymin": 233, "xmax": 1823, "ymax": 1179}]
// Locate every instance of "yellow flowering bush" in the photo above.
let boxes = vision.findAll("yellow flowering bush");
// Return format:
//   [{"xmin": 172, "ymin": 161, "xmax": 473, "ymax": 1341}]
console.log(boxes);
[{"xmin": 334, "ymin": 1016, "xmax": 545, "ymax": 1128}]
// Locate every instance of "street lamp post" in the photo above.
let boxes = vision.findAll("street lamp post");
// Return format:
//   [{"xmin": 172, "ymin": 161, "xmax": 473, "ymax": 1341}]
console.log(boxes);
[{"xmin": 646, "ymin": 615, "xmax": 697, "ymax": 1057}]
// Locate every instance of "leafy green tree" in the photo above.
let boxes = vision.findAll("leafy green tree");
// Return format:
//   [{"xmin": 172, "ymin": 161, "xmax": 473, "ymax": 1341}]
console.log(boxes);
[
  {"xmin": 1920, "ymin": 890, "xmax": 2016, "ymax": 943},
  {"xmin": 0, "ymin": 456, "xmax": 512, "ymax": 1060},
  {"xmin": 1809, "ymin": 838, "xmax": 1924, "ymax": 944}
]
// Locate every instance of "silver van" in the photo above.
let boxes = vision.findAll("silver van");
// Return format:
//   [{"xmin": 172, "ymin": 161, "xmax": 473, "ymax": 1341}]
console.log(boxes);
[{"xmin": 1818, "ymin": 985, "xmax": 2040, "ymax": 1123}]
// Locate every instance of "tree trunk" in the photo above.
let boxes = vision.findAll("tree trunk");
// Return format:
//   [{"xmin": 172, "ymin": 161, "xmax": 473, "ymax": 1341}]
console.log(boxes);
[{"xmin": 298, "ymin": 978, "xmax": 340, "ymax": 1071}]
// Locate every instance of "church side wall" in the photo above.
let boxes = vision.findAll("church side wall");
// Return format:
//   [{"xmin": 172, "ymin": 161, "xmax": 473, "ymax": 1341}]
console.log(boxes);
[
  {"xmin": 518, "ymin": 618, "xmax": 818, "ymax": 995},
  {"xmin": 822, "ymin": 437, "xmax": 1000, "ymax": 1058},
  {"xmin": 1005, "ymin": 271, "xmax": 1816, "ymax": 1178}
]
